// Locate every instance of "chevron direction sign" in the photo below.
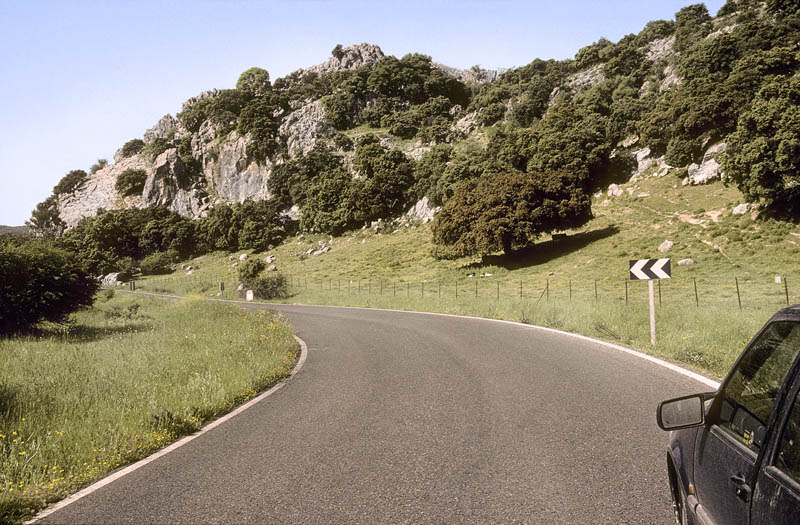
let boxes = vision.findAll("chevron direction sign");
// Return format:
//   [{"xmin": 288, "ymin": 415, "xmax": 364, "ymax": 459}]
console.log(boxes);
[{"xmin": 629, "ymin": 258, "xmax": 671, "ymax": 280}]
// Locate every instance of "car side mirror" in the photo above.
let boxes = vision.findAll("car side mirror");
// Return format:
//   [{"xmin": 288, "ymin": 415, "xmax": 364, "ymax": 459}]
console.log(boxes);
[{"xmin": 657, "ymin": 394, "xmax": 705, "ymax": 431}]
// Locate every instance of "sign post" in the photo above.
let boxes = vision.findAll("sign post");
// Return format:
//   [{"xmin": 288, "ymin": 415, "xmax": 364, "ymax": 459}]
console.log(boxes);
[{"xmin": 629, "ymin": 258, "xmax": 671, "ymax": 344}]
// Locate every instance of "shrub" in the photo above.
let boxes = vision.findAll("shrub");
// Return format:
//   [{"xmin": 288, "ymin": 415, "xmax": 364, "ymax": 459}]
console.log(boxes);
[
  {"xmin": 139, "ymin": 251, "xmax": 177, "ymax": 275},
  {"xmin": 238, "ymin": 259, "xmax": 266, "ymax": 285},
  {"xmin": 120, "ymin": 139, "xmax": 145, "ymax": 158},
  {"xmin": 53, "ymin": 169, "xmax": 88, "ymax": 195},
  {"xmin": 115, "ymin": 169, "xmax": 147, "ymax": 197},
  {"xmin": 236, "ymin": 67, "xmax": 271, "ymax": 97},
  {"xmin": 251, "ymin": 272, "xmax": 288, "ymax": 300},
  {"xmin": 115, "ymin": 256, "xmax": 137, "ymax": 281},
  {"xmin": 0, "ymin": 240, "xmax": 99, "ymax": 334},
  {"xmin": 141, "ymin": 137, "xmax": 170, "ymax": 161},
  {"xmin": 90, "ymin": 158, "xmax": 108, "ymax": 174}
]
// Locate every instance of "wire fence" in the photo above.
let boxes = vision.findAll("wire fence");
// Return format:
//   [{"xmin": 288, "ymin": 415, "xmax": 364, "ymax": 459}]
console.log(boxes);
[{"xmin": 131, "ymin": 271, "xmax": 799, "ymax": 311}]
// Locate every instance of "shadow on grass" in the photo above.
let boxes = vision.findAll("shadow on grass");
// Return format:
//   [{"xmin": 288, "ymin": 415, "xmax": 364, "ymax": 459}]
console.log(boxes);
[
  {"xmin": 21, "ymin": 322, "xmax": 155, "ymax": 344},
  {"xmin": 0, "ymin": 383, "xmax": 18, "ymax": 415},
  {"xmin": 466, "ymin": 225, "xmax": 620, "ymax": 271}
]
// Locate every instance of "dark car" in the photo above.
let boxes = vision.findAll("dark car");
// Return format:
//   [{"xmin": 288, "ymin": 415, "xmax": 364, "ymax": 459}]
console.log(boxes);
[{"xmin": 657, "ymin": 305, "xmax": 800, "ymax": 524}]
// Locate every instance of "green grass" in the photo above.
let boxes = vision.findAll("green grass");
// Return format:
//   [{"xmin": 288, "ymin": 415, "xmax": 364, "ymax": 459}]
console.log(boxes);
[
  {"xmin": 0, "ymin": 293, "xmax": 297, "ymax": 524},
  {"xmin": 133, "ymin": 175, "xmax": 800, "ymax": 381}
]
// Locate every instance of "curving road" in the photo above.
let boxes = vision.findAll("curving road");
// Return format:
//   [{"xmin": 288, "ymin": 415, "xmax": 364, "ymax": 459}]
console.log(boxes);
[{"xmin": 38, "ymin": 304, "xmax": 713, "ymax": 524}]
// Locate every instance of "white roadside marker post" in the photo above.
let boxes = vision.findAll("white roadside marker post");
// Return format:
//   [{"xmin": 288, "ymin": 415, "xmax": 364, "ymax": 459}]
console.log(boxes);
[
  {"xmin": 629, "ymin": 258, "xmax": 671, "ymax": 345},
  {"xmin": 649, "ymin": 280, "xmax": 656, "ymax": 345}
]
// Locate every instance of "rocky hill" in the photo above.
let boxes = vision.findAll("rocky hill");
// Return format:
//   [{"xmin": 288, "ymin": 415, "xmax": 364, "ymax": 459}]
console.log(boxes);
[{"xmin": 34, "ymin": 0, "xmax": 800, "ymax": 236}]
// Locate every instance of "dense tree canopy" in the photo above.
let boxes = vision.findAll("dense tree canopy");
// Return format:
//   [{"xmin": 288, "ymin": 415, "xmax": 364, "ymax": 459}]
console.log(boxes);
[
  {"xmin": 0, "ymin": 239, "xmax": 99, "ymax": 334},
  {"xmin": 432, "ymin": 171, "xmax": 592, "ymax": 258},
  {"xmin": 722, "ymin": 76, "xmax": 800, "ymax": 216}
]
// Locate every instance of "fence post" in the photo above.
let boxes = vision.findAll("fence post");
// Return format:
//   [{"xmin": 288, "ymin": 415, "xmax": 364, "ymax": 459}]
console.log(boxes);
[
  {"xmin": 393, "ymin": 282, "xmax": 396, "ymax": 296},
  {"xmin": 368, "ymin": 280, "xmax": 371, "ymax": 295},
  {"xmin": 497, "ymin": 281, "xmax": 500, "ymax": 300},
  {"xmin": 694, "ymin": 278, "xmax": 699, "ymax": 307},
  {"xmin": 475, "ymin": 279, "xmax": 478, "ymax": 298},
  {"xmin": 569, "ymin": 280, "xmax": 572, "ymax": 302},
  {"xmin": 381, "ymin": 280, "xmax": 383, "ymax": 295},
  {"xmin": 735, "ymin": 277, "xmax": 742, "ymax": 310},
  {"xmin": 422, "ymin": 281, "xmax": 424, "ymax": 298},
  {"xmin": 625, "ymin": 281, "xmax": 628, "ymax": 305},
  {"xmin": 438, "ymin": 281, "xmax": 441, "ymax": 298},
  {"xmin": 546, "ymin": 279, "xmax": 549, "ymax": 302},
  {"xmin": 456, "ymin": 280, "xmax": 458, "ymax": 298},
  {"xmin": 785, "ymin": 277, "xmax": 790, "ymax": 306},
  {"xmin": 594, "ymin": 280, "xmax": 598, "ymax": 301},
  {"xmin": 520, "ymin": 280, "xmax": 523, "ymax": 299}
]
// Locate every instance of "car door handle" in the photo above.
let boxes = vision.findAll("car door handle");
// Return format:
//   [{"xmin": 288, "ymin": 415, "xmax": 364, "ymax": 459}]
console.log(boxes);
[{"xmin": 730, "ymin": 474, "xmax": 751, "ymax": 502}]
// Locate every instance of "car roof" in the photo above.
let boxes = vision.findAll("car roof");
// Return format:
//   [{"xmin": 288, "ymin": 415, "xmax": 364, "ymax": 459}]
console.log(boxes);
[{"xmin": 772, "ymin": 305, "xmax": 800, "ymax": 322}]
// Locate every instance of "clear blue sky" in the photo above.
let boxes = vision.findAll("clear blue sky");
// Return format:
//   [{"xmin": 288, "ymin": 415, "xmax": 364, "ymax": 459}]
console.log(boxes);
[{"xmin": 0, "ymin": 0, "xmax": 726, "ymax": 226}]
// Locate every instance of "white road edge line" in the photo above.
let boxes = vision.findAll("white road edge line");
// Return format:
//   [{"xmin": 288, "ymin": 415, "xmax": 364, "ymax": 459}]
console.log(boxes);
[{"xmin": 25, "ymin": 334, "xmax": 308, "ymax": 524}]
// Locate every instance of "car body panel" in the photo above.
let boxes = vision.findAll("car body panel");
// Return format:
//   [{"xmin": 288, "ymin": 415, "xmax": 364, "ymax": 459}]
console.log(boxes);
[{"xmin": 661, "ymin": 306, "xmax": 800, "ymax": 524}]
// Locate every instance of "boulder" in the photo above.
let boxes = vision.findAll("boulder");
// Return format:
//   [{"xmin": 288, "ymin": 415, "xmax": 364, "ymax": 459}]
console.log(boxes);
[
  {"xmin": 678, "ymin": 259, "xmax": 694, "ymax": 266},
  {"xmin": 264, "ymin": 255, "xmax": 276, "ymax": 263},
  {"xmin": 658, "ymin": 240, "xmax": 674, "ymax": 253},
  {"xmin": 266, "ymin": 264, "xmax": 277, "ymax": 272},
  {"xmin": 732, "ymin": 203, "xmax": 750, "ymax": 215},
  {"xmin": 607, "ymin": 184, "xmax": 624, "ymax": 197},
  {"xmin": 686, "ymin": 143, "xmax": 727, "ymax": 185},
  {"xmin": 238, "ymin": 253, "xmax": 248, "ymax": 262}
]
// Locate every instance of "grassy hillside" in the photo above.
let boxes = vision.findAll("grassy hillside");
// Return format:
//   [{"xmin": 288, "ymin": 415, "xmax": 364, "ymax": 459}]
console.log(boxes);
[{"xmin": 133, "ymin": 172, "xmax": 799, "ymax": 380}]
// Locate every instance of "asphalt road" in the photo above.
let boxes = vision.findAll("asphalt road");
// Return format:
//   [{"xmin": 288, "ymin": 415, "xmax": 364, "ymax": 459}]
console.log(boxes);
[{"xmin": 39, "ymin": 304, "xmax": 712, "ymax": 524}]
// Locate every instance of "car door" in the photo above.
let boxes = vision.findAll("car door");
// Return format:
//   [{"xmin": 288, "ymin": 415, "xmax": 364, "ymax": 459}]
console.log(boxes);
[
  {"xmin": 693, "ymin": 320, "xmax": 800, "ymax": 525},
  {"xmin": 751, "ymin": 370, "xmax": 800, "ymax": 524}
]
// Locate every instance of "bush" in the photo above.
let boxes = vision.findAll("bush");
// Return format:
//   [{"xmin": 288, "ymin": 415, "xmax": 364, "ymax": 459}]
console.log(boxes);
[
  {"xmin": 251, "ymin": 273, "xmax": 288, "ymax": 300},
  {"xmin": 120, "ymin": 139, "xmax": 145, "ymax": 158},
  {"xmin": 238, "ymin": 259, "xmax": 266, "ymax": 285},
  {"xmin": 141, "ymin": 137, "xmax": 171, "ymax": 161},
  {"xmin": 53, "ymin": 169, "xmax": 88, "ymax": 196},
  {"xmin": 90, "ymin": 158, "xmax": 108, "ymax": 174},
  {"xmin": 0, "ymin": 240, "xmax": 99, "ymax": 334},
  {"xmin": 116, "ymin": 169, "xmax": 147, "ymax": 197},
  {"xmin": 140, "ymin": 251, "xmax": 177, "ymax": 275},
  {"xmin": 115, "ymin": 256, "xmax": 137, "ymax": 281}
]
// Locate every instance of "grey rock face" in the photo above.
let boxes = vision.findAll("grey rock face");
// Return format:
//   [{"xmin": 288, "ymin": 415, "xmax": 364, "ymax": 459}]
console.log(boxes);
[
  {"xmin": 279, "ymin": 99, "xmax": 329, "ymax": 159},
  {"xmin": 142, "ymin": 149, "xmax": 208, "ymax": 218},
  {"xmin": 202, "ymin": 132, "xmax": 272, "ymax": 203},
  {"xmin": 660, "ymin": 64, "xmax": 681, "ymax": 93},
  {"xmin": 433, "ymin": 63, "xmax": 503, "ymax": 84},
  {"xmin": 646, "ymin": 36, "xmax": 675, "ymax": 62},
  {"xmin": 305, "ymin": 43, "xmax": 385, "ymax": 75},
  {"xmin": 404, "ymin": 197, "xmax": 439, "ymax": 224},
  {"xmin": 550, "ymin": 64, "xmax": 605, "ymax": 103},
  {"xmin": 144, "ymin": 115, "xmax": 177, "ymax": 143},
  {"xmin": 57, "ymin": 154, "xmax": 150, "ymax": 227}
]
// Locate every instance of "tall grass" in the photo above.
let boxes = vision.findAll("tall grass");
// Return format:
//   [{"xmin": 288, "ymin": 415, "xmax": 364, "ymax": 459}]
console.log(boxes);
[{"xmin": 0, "ymin": 294, "xmax": 297, "ymax": 524}]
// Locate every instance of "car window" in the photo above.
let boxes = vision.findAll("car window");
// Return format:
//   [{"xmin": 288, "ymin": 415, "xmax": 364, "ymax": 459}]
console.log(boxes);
[
  {"xmin": 777, "ymin": 388, "xmax": 800, "ymax": 483},
  {"xmin": 718, "ymin": 321, "xmax": 800, "ymax": 452}
]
